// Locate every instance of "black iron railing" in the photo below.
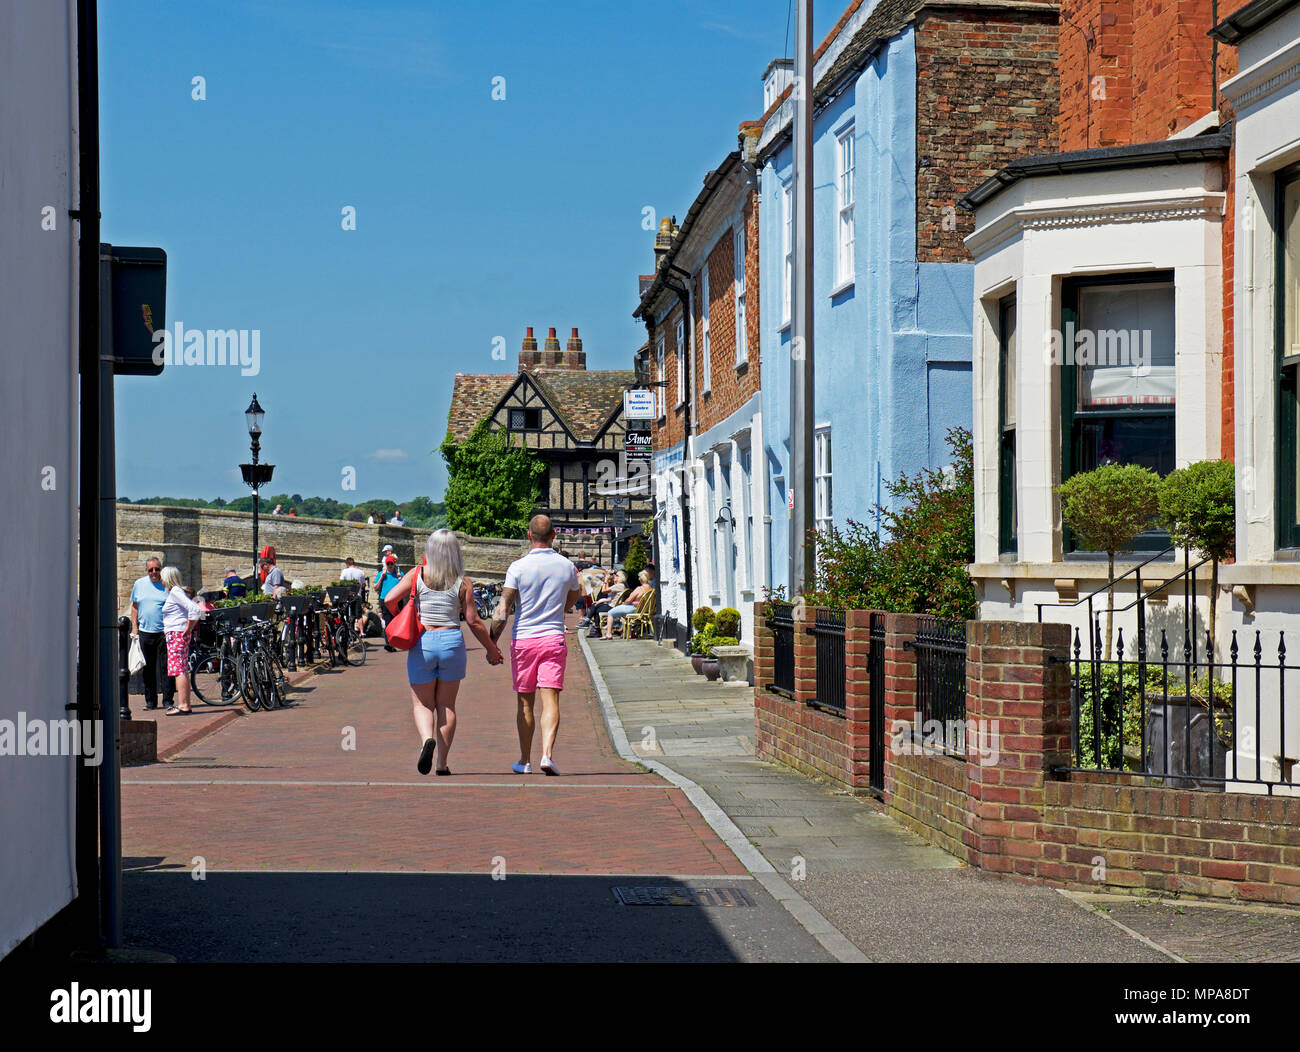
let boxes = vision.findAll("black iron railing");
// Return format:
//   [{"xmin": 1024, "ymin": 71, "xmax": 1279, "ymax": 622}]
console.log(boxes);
[
  {"xmin": 869, "ymin": 613, "xmax": 886, "ymax": 792},
  {"xmin": 807, "ymin": 608, "xmax": 846, "ymax": 715},
  {"xmin": 1066, "ymin": 622, "xmax": 1299, "ymax": 792},
  {"xmin": 766, "ymin": 602, "xmax": 795, "ymax": 698},
  {"xmin": 906, "ymin": 616, "xmax": 968, "ymax": 756}
]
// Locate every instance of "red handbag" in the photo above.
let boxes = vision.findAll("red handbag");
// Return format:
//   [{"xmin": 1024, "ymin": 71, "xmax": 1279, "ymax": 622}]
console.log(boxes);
[{"xmin": 385, "ymin": 567, "xmax": 424, "ymax": 650}]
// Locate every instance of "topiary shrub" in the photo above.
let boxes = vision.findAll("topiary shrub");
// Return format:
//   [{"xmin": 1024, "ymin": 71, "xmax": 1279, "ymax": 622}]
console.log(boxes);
[
  {"xmin": 623, "ymin": 536, "xmax": 648, "ymax": 580},
  {"xmin": 707, "ymin": 636, "xmax": 739, "ymax": 655},
  {"xmin": 1158, "ymin": 459, "xmax": 1235, "ymax": 661},
  {"xmin": 1057, "ymin": 462, "xmax": 1161, "ymax": 659},
  {"xmin": 715, "ymin": 607, "xmax": 741, "ymax": 639},
  {"xmin": 691, "ymin": 606, "xmax": 715, "ymax": 633}
]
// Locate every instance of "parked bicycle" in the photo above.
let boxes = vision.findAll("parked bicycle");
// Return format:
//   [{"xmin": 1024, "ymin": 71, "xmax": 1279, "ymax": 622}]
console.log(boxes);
[{"xmin": 190, "ymin": 609, "xmax": 285, "ymax": 711}]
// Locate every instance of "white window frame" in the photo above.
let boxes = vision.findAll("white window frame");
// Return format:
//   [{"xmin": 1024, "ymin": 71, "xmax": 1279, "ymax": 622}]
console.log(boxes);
[
  {"xmin": 655, "ymin": 334, "xmax": 666, "ymax": 418},
  {"xmin": 835, "ymin": 125, "xmax": 855, "ymax": 289},
  {"xmin": 781, "ymin": 182, "xmax": 792, "ymax": 326},
  {"xmin": 701, "ymin": 264, "xmax": 712, "ymax": 393},
  {"xmin": 734, "ymin": 224, "xmax": 747, "ymax": 366},
  {"xmin": 814, "ymin": 427, "xmax": 832, "ymax": 533},
  {"xmin": 675, "ymin": 317, "xmax": 685, "ymax": 407}
]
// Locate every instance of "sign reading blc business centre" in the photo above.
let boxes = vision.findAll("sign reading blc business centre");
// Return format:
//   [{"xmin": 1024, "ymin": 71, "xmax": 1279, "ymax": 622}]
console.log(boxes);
[{"xmin": 624, "ymin": 389, "xmax": 656, "ymax": 421}]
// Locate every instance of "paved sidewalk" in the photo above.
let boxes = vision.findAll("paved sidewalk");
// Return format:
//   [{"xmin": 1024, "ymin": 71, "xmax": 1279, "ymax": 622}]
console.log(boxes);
[
  {"xmin": 118, "ymin": 625, "xmax": 832, "ymax": 962},
  {"xmin": 1071, "ymin": 894, "xmax": 1300, "ymax": 963},
  {"xmin": 584, "ymin": 637, "xmax": 1172, "ymax": 963}
]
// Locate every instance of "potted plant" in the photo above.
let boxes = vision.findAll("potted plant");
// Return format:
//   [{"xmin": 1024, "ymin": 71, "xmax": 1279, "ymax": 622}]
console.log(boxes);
[
  {"xmin": 715, "ymin": 607, "xmax": 741, "ymax": 643},
  {"xmin": 689, "ymin": 607, "xmax": 716, "ymax": 674}
]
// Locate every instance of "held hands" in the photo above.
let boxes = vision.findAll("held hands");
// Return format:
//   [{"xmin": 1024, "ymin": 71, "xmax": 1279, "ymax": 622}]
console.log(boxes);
[{"xmin": 485, "ymin": 640, "xmax": 504, "ymax": 665}]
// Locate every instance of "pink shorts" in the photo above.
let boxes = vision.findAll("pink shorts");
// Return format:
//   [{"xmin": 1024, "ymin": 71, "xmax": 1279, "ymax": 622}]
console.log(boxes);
[
  {"xmin": 510, "ymin": 633, "xmax": 567, "ymax": 693},
  {"xmin": 165, "ymin": 630, "xmax": 190, "ymax": 676}
]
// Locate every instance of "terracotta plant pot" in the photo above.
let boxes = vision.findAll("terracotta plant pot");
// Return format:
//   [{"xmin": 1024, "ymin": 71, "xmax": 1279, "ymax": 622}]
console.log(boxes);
[{"xmin": 702, "ymin": 658, "xmax": 720, "ymax": 681}]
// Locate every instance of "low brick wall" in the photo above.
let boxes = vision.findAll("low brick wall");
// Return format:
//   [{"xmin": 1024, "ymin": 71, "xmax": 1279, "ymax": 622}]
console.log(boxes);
[
  {"xmin": 755, "ymin": 689, "xmax": 852, "ymax": 785},
  {"xmin": 114, "ymin": 505, "xmax": 525, "ymax": 602},
  {"xmin": 752, "ymin": 603, "xmax": 1300, "ymax": 904},
  {"xmin": 753, "ymin": 603, "xmax": 859, "ymax": 787},
  {"xmin": 1039, "ymin": 778, "xmax": 1300, "ymax": 905},
  {"xmin": 890, "ymin": 752, "xmax": 972, "ymax": 863}
]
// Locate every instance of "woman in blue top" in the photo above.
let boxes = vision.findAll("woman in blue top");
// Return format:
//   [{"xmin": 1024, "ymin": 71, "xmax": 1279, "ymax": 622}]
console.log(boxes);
[{"xmin": 376, "ymin": 555, "xmax": 404, "ymax": 652}]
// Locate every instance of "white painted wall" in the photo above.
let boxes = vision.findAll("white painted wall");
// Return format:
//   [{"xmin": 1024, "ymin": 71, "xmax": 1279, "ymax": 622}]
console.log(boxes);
[
  {"xmin": 1222, "ymin": 21, "xmax": 1300, "ymax": 568},
  {"xmin": 967, "ymin": 161, "xmax": 1225, "ymax": 577},
  {"xmin": 0, "ymin": 0, "xmax": 80, "ymax": 956}
]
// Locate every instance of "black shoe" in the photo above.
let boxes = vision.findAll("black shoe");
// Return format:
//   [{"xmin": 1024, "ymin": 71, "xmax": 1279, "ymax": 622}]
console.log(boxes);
[
  {"xmin": 435, "ymin": 767, "xmax": 451, "ymax": 776},
  {"xmin": 417, "ymin": 738, "xmax": 436, "ymax": 776},
  {"xmin": 384, "ymin": 644, "xmax": 397, "ymax": 653},
  {"xmin": 143, "ymin": 703, "xmax": 157, "ymax": 711}
]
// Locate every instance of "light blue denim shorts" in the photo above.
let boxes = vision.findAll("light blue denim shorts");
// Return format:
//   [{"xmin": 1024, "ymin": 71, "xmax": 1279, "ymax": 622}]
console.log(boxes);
[{"xmin": 407, "ymin": 628, "xmax": 467, "ymax": 685}]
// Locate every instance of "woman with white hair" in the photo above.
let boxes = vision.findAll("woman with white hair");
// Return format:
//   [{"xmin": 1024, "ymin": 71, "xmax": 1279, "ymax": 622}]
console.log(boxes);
[
  {"xmin": 384, "ymin": 529, "xmax": 504, "ymax": 775},
  {"xmin": 159, "ymin": 565, "xmax": 203, "ymax": 715}
]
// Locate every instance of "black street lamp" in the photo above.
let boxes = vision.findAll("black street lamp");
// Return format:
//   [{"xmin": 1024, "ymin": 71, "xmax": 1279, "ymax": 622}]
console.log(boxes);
[{"xmin": 239, "ymin": 393, "xmax": 275, "ymax": 590}]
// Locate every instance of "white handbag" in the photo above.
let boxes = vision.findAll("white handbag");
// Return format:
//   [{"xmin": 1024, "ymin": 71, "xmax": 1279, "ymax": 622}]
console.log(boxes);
[{"xmin": 128, "ymin": 635, "xmax": 147, "ymax": 675}]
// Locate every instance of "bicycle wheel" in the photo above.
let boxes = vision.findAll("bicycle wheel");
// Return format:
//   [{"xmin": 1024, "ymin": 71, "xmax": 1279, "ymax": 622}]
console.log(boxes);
[
  {"xmin": 348, "ymin": 624, "xmax": 367, "ymax": 665},
  {"xmin": 256, "ymin": 649, "xmax": 283, "ymax": 709},
  {"xmin": 190, "ymin": 647, "xmax": 236, "ymax": 706},
  {"xmin": 322, "ymin": 619, "xmax": 340, "ymax": 666},
  {"xmin": 235, "ymin": 651, "xmax": 262, "ymax": 712}
]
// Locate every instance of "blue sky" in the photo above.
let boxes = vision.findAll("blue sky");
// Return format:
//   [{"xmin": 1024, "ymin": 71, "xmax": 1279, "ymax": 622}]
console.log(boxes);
[{"xmin": 102, "ymin": 0, "xmax": 841, "ymax": 505}]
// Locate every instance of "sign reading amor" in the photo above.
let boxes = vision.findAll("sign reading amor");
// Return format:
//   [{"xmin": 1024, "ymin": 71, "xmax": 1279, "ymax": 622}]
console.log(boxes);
[{"xmin": 624, "ymin": 430, "xmax": 652, "ymax": 461}]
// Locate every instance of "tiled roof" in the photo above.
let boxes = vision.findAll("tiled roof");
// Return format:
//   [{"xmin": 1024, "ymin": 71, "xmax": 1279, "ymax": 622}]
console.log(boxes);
[
  {"xmin": 445, "ymin": 368, "xmax": 636, "ymax": 444},
  {"xmin": 446, "ymin": 373, "xmax": 516, "ymax": 441},
  {"xmin": 531, "ymin": 368, "xmax": 638, "ymax": 442}
]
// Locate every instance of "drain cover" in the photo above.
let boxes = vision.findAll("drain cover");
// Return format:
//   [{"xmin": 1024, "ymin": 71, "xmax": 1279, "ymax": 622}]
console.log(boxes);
[{"xmin": 611, "ymin": 885, "xmax": 755, "ymax": 907}]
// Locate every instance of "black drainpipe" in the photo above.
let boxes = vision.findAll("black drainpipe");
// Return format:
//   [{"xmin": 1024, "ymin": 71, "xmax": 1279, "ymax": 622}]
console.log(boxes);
[{"xmin": 74, "ymin": 0, "xmax": 102, "ymax": 947}]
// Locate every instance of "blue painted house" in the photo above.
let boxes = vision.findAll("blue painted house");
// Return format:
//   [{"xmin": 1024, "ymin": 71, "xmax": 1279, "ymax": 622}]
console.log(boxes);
[{"xmin": 756, "ymin": 0, "xmax": 1058, "ymax": 592}]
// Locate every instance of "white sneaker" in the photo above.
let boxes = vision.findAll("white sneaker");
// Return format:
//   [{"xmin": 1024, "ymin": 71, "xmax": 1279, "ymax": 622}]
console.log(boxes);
[
  {"xmin": 540, "ymin": 756, "xmax": 558, "ymax": 776},
  {"xmin": 512, "ymin": 761, "xmax": 531, "ymax": 774}
]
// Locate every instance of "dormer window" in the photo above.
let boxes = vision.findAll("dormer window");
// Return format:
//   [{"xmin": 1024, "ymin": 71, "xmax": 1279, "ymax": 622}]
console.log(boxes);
[{"xmin": 510, "ymin": 408, "xmax": 541, "ymax": 431}]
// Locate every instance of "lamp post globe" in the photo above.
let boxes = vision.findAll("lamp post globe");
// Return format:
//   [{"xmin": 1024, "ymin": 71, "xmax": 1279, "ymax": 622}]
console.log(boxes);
[{"xmin": 245, "ymin": 393, "xmax": 265, "ymax": 438}]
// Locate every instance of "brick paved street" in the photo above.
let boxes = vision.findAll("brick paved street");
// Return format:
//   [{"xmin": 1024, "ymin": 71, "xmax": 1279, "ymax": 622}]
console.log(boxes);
[{"xmin": 119, "ymin": 627, "xmax": 832, "ymax": 961}]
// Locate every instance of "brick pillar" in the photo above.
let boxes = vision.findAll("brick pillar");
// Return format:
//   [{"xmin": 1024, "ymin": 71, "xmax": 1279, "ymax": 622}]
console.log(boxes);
[
  {"xmin": 752, "ymin": 601, "xmax": 773, "ymax": 692},
  {"xmin": 793, "ymin": 603, "xmax": 824, "ymax": 708},
  {"xmin": 965, "ymin": 620, "xmax": 1072, "ymax": 879},
  {"xmin": 881, "ymin": 613, "xmax": 920, "ymax": 803},
  {"xmin": 845, "ymin": 609, "xmax": 876, "ymax": 789}
]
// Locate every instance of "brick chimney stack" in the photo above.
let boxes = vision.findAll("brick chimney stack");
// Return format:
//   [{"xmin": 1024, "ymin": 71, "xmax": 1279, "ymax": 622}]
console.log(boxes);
[
  {"xmin": 564, "ymin": 327, "xmax": 586, "ymax": 370},
  {"xmin": 654, "ymin": 216, "xmax": 678, "ymax": 271},
  {"xmin": 519, "ymin": 326, "xmax": 586, "ymax": 372},
  {"xmin": 543, "ymin": 326, "xmax": 562, "ymax": 368},
  {"xmin": 519, "ymin": 326, "xmax": 540, "ymax": 372}
]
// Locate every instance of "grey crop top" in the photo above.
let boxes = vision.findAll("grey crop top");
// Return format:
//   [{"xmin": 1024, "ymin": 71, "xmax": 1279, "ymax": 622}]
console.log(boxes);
[{"xmin": 415, "ymin": 573, "xmax": 462, "ymax": 627}]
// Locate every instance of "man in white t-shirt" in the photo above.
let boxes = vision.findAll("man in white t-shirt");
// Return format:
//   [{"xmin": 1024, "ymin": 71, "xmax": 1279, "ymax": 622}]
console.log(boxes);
[
  {"xmin": 493, "ymin": 514, "xmax": 580, "ymax": 776},
  {"xmin": 340, "ymin": 557, "xmax": 368, "ymax": 589}
]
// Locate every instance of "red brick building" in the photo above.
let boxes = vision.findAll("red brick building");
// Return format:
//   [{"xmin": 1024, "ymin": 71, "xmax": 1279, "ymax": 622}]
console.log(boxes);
[{"xmin": 635, "ymin": 129, "xmax": 766, "ymax": 648}]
